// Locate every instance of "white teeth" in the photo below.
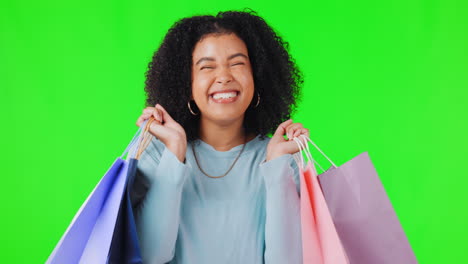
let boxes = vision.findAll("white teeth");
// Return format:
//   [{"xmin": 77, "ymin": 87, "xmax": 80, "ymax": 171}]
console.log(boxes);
[{"xmin": 212, "ymin": 92, "xmax": 238, "ymax": 100}]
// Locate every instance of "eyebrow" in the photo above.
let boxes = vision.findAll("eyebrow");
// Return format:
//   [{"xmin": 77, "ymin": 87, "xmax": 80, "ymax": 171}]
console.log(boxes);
[{"xmin": 195, "ymin": 53, "xmax": 249, "ymax": 65}]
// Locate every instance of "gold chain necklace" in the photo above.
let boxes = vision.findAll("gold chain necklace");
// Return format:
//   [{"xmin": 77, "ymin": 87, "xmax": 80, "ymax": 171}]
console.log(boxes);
[{"xmin": 191, "ymin": 134, "xmax": 247, "ymax": 179}]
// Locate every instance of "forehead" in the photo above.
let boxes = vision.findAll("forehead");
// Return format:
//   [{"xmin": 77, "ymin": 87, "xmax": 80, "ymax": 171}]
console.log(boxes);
[{"xmin": 192, "ymin": 33, "xmax": 249, "ymax": 60}]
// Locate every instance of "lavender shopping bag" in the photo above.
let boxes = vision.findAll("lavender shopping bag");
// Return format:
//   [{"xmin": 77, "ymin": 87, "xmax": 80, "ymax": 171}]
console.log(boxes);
[
  {"xmin": 106, "ymin": 118, "xmax": 158, "ymax": 263},
  {"xmin": 107, "ymin": 158, "xmax": 143, "ymax": 264},
  {"xmin": 300, "ymin": 136, "xmax": 418, "ymax": 264},
  {"xmin": 47, "ymin": 125, "xmax": 146, "ymax": 264}
]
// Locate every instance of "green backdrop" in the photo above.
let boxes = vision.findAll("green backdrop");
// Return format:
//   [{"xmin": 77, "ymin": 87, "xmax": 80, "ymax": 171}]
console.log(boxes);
[{"xmin": 1, "ymin": 0, "xmax": 467, "ymax": 262}]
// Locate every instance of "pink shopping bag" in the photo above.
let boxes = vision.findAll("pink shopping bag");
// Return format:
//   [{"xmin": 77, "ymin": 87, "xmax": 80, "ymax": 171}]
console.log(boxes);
[
  {"xmin": 294, "ymin": 138, "xmax": 349, "ymax": 264},
  {"xmin": 301, "ymin": 136, "xmax": 417, "ymax": 264}
]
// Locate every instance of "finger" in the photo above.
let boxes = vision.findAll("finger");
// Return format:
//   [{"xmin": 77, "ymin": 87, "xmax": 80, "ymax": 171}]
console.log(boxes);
[
  {"xmin": 273, "ymin": 119, "xmax": 293, "ymax": 140},
  {"xmin": 286, "ymin": 123, "xmax": 303, "ymax": 139},
  {"xmin": 296, "ymin": 129, "xmax": 309, "ymax": 145},
  {"xmin": 148, "ymin": 120, "xmax": 162, "ymax": 134},
  {"xmin": 136, "ymin": 116, "xmax": 144, "ymax": 127},
  {"xmin": 292, "ymin": 129, "xmax": 305, "ymax": 140},
  {"xmin": 285, "ymin": 123, "xmax": 302, "ymax": 133},
  {"xmin": 137, "ymin": 109, "xmax": 156, "ymax": 125},
  {"xmin": 143, "ymin": 107, "xmax": 156, "ymax": 115},
  {"xmin": 282, "ymin": 139, "xmax": 303, "ymax": 154},
  {"xmin": 155, "ymin": 104, "xmax": 175, "ymax": 122},
  {"xmin": 147, "ymin": 119, "xmax": 175, "ymax": 140},
  {"xmin": 152, "ymin": 108, "xmax": 163, "ymax": 123},
  {"xmin": 142, "ymin": 112, "xmax": 152, "ymax": 119},
  {"xmin": 294, "ymin": 127, "xmax": 307, "ymax": 138},
  {"xmin": 293, "ymin": 129, "xmax": 300, "ymax": 139}
]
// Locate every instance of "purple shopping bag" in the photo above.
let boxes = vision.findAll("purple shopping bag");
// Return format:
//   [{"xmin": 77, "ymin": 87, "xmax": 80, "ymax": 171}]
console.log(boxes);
[
  {"xmin": 46, "ymin": 123, "xmax": 149, "ymax": 264},
  {"xmin": 47, "ymin": 158, "xmax": 128, "ymax": 264},
  {"xmin": 301, "ymin": 136, "xmax": 418, "ymax": 264}
]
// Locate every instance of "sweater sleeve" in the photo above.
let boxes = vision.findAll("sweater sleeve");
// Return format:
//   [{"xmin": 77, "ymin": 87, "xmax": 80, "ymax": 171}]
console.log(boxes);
[
  {"xmin": 259, "ymin": 154, "xmax": 303, "ymax": 264},
  {"xmin": 132, "ymin": 137, "xmax": 191, "ymax": 264}
]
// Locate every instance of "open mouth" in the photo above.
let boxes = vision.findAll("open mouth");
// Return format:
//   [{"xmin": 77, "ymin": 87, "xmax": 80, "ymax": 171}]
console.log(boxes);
[{"xmin": 209, "ymin": 91, "xmax": 240, "ymax": 104}]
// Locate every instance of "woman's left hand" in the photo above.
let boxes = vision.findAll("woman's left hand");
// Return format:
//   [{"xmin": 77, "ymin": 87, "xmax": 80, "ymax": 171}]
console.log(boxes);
[{"xmin": 265, "ymin": 119, "xmax": 309, "ymax": 162}]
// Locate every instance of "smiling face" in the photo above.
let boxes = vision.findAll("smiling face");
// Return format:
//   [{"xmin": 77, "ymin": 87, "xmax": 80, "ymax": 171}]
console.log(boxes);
[{"xmin": 191, "ymin": 33, "xmax": 255, "ymax": 125}]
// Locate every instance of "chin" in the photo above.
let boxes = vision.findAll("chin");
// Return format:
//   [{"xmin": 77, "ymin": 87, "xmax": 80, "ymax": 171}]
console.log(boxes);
[{"xmin": 204, "ymin": 110, "xmax": 246, "ymax": 124}]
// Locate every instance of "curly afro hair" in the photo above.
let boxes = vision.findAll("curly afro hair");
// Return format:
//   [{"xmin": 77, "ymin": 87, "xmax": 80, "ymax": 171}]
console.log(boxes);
[{"xmin": 144, "ymin": 8, "xmax": 304, "ymax": 142}]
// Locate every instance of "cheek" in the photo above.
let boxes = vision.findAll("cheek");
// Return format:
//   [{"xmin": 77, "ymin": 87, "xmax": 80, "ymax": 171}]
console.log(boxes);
[
  {"xmin": 237, "ymin": 69, "xmax": 255, "ymax": 93},
  {"xmin": 191, "ymin": 75, "xmax": 211, "ymax": 102}
]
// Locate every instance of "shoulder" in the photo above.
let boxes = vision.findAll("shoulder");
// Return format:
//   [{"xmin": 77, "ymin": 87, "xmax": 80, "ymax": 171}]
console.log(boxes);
[{"xmin": 252, "ymin": 134, "xmax": 271, "ymax": 150}]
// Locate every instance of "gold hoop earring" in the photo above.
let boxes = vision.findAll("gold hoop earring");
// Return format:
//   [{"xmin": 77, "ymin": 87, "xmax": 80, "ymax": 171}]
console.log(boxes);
[
  {"xmin": 254, "ymin": 92, "xmax": 261, "ymax": 108},
  {"xmin": 187, "ymin": 100, "xmax": 199, "ymax": 115}
]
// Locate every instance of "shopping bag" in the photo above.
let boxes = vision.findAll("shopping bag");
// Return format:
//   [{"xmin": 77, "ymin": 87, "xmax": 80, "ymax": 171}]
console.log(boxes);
[
  {"xmin": 47, "ymin": 119, "xmax": 155, "ymax": 264},
  {"xmin": 292, "ymin": 138, "xmax": 349, "ymax": 264},
  {"xmin": 107, "ymin": 117, "xmax": 159, "ymax": 263},
  {"xmin": 107, "ymin": 158, "xmax": 143, "ymax": 263},
  {"xmin": 299, "ymin": 136, "xmax": 418, "ymax": 264},
  {"xmin": 47, "ymin": 158, "xmax": 128, "ymax": 264}
]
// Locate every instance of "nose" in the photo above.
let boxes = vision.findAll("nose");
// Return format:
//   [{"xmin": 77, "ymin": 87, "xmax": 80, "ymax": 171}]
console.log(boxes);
[{"xmin": 216, "ymin": 66, "xmax": 233, "ymax": 84}]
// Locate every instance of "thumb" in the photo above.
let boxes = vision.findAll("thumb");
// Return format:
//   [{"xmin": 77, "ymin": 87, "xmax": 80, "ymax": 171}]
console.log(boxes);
[
  {"xmin": 155, "ymin": 104, "xmax": 175, "ymax": 123},
  {"xmin": 271, "ymin": 119, "xmax": 293, "ymax": 142}
]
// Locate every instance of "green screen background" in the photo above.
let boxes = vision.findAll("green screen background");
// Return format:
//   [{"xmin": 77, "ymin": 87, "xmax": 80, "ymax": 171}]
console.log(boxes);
[{"xmin": 1, "ymin": 0, "xmax": 467, "ymax": 262}]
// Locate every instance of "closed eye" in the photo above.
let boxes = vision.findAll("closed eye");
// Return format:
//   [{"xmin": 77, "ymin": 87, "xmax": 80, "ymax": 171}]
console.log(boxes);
[
  {"xmin": 231, "ymin": 63, "xmax": 244, "ymax": 66},
  {"xmin": 200, "ymin": 66, "xmax": 214, "ymax": 70}
]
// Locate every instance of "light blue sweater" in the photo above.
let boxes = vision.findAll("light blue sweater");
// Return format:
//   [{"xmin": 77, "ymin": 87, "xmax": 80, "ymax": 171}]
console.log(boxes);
[{"xmin": 132, "ymin": 134, "xmax": 303, "ymax": 264}]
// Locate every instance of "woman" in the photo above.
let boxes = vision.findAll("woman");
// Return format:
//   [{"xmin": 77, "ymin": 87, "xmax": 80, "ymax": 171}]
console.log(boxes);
[{"xmin": 133, "ymin": 9, "xmax": 308, "ymax": 264}]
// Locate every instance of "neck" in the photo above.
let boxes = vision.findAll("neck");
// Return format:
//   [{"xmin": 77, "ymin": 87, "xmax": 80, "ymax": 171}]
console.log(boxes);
[{"xmin": 199, "ymin": 116, "xmax": 254, "ymax": 152}]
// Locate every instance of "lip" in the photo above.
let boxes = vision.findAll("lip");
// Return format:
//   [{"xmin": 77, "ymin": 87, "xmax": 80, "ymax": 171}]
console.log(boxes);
[
  {"xmin": 209, "ymin": 90, "xmax": 240, "ymax": 104},
  {"xmin": 209, "ymin": 89, "xmax": 240, "ymax": 96}
]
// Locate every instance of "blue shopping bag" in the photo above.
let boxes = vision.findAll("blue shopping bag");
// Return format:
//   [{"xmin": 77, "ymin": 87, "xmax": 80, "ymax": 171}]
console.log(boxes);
[
  {"xmin": 47, "ymin": 157, "xmax": 128, "ymax": 264},
  {"xmin": 107, "ymin": 157, "xmax": 143, "ymax": 264},
  {"xmin": 47, "ymin": 120, "xmax": 154, "ymax": 264}
]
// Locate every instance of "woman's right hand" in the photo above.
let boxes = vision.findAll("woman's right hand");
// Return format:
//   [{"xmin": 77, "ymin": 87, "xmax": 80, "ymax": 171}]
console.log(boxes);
[{"xmin": 136, "ymin": 104, "xmax": 187, "ymax": 163}]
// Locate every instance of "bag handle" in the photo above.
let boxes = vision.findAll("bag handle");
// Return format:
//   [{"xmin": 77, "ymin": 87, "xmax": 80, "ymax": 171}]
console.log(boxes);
[
  {"xmin": 292, "ymin": 138, "xmax": 305, "ymax": 170},
  {"xmin": 135, "ymin": 117, "xmax": 156, "ymax": 159},
  {"xmin": 300, "ymin": 135, "xmax": 337, "ymax": 168},
  {"xmin": 293, "ymin": 136, "xmax": 351, "ymax": 264},
  {"xmin": 121, "ymin": 117, "xmax": 160, "ymax": 160},
  {"xmin": 292, "ymin": 135, "xmax": 338, "ymax": 173},
  {"xmin": 292, "ymin": 137, "xmax": 325, "ymax": 172},
  {"xmin": 120, "ymin": 126, "xmax": 143, "ymax": 159}
]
